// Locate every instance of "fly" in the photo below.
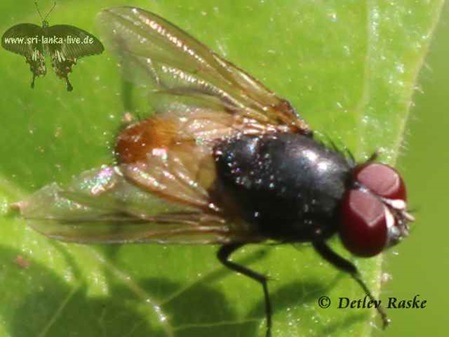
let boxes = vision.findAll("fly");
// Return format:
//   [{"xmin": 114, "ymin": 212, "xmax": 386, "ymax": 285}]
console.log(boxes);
[{"xmin": 14, "ymin": 7, "xmax": 413, "ymax": 337}]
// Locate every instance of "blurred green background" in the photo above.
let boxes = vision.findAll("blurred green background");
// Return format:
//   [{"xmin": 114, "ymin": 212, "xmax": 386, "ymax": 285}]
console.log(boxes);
[
  {"xmin": 377, "ymin": 4, "xmax": 449, "ymax": 337},
  {"xmin": 0, "ymin": 1, "xmax": 447, "ymax": 337}
]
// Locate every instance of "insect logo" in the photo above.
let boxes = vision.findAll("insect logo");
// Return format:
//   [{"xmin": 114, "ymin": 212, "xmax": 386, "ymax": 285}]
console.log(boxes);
[{"xmin": 1, "ymin": 1, "xmax": 104, "ymax": 91}]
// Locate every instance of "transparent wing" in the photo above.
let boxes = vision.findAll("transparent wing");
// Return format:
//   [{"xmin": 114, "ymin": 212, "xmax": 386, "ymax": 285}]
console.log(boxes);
[
  {"xmin": 96, "ymin": 6, "xmax": 310, "ymax": 134},
  {"xmin": 17, "ymin": 6, "xmax": 315, "ymax": 245},
  {"xmin": 16, "ymin": 166, "xmax": 256, "ymax": 244},
  {"xmin": 16, "ymin": 110, "xmax": 263, "ymax": 245}
]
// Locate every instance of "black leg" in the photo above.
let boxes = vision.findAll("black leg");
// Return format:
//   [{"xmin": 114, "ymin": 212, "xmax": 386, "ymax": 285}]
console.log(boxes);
[
  {"xmin": 65, "ymin": 77, "xmax": 73, "ymax": 92},
  {"xmin": 312, "ymin": 240, "xmax": 390, "ymax": 328},
  {"xmin": 217, "ymin": 243, "xmax": 272, "ymax": 337}
]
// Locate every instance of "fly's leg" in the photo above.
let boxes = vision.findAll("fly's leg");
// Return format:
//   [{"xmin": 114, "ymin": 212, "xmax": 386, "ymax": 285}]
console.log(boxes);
[
  {"xmin": 313, "ymin": 240, "xmax": 390, "ymax": 328},
  {"xmin": 217, "ymin": 243, "xmax": 272, "ymax": 337}
]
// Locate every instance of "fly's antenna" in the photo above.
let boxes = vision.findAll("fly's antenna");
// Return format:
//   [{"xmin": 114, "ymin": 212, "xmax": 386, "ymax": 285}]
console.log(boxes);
[{"xmin": 35, "ymin": 1, "xmax": 56, "ymax": 21}]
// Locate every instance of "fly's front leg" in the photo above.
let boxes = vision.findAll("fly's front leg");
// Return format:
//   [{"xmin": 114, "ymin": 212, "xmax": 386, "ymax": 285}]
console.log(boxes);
[
  {"xmin": 312, "ymin": 240, "xmax": 390, "ymax": 328},
  {"xmin": 217, "ymin": 243, "xmax": 272, "ymax": 337}
]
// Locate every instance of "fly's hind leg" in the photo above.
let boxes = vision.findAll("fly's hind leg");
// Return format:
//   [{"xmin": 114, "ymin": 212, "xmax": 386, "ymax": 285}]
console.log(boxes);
[{"xmin": 217, "ymin": 243, "xmax": 272, "ymax": 337}]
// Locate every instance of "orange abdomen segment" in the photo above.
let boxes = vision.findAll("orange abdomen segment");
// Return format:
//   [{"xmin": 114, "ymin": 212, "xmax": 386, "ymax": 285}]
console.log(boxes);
[{"xmin": 115, "ymin": 117, "xmax": 176, "ymax": 165}]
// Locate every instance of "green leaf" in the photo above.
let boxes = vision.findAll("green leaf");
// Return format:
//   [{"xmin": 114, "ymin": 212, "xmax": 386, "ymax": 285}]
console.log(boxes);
[{"xmin": 0, "ymin": 1, "xmax": 443, "ymax": 337}]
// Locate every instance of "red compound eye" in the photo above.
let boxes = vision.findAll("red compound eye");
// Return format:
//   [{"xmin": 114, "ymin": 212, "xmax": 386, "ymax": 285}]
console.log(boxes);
[
  {"xmin": 354, "ymin": 163, "xmax": 406, "ymax": 201},
  {"xmin": 340, "ymin": 189, "xmax": 388, "ymax": 257}
]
